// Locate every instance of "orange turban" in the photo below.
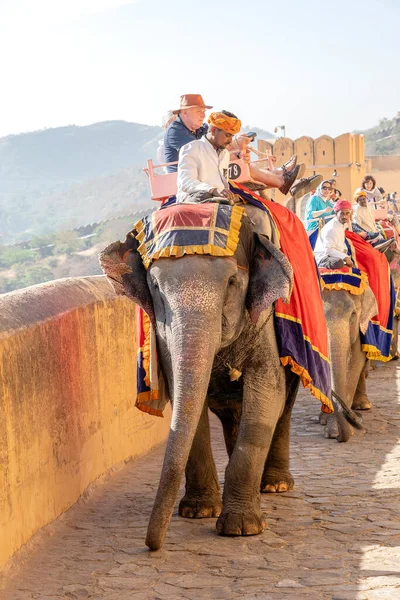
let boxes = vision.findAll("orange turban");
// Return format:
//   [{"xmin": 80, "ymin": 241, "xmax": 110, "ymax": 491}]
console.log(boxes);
[{"xmin": 208, "ymin": 112, "xmax": 241, "ymax": 135}]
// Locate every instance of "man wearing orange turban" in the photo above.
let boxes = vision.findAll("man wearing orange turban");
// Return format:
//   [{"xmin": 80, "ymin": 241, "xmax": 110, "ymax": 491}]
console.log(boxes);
[
  {"xmin": 177, "ymin": 110, "xmax": 242, "ymax": 203},
  {"xmin": 208, "ymin": 111, "xmax": 242, "ymax": 135}
]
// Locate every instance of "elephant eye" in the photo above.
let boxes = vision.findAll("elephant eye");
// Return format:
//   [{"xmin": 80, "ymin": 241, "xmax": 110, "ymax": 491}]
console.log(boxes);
[{"xmin": 228, "ymin": 276, "xmax": 236, "ymax": 287}]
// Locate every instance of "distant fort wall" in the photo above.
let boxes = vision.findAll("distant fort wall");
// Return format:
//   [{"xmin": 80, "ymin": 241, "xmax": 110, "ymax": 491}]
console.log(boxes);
[{"xmin": 258, "ymin": 132, "xmax": 368, "ymax": 211}]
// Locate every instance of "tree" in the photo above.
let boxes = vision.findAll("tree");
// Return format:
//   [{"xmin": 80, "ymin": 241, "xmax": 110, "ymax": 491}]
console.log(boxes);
[
  {"xmin": 0, "ymin": 246, "xmax": 36, "ymax": 269},
  {"xmin": 53, "ymin": 231, "xmax": 85, "ymax": 255}
]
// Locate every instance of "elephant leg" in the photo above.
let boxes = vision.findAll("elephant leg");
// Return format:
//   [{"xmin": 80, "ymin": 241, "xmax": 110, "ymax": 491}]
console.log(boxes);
[
  {"xmin": 261, "ymin": 368, "xmax": 300, "ymax": 493},
  {"xmin": 179, "ymin": 402, "xmax": 222, "ymax": 519},
  {"xmin": 326, "ymin": 340, "xmax": 366, "ymax": 443},
  {"xmin": 390, "ymin": 316, "xmax": 399, "ymax": 359},
  {"xmin": 319, "ymin": 411, "xmax": 328, "ymax": 426},
  {"xmin": 209, "ymin": 396, "xmax": 242, "ymax": 458},
  {"xmin": 217, "ymin": 317, "xmax": 286, "ymax": 537},
  {"xmin": 352, "ymin": 360, "xmax": 372, "ymax": 410}
]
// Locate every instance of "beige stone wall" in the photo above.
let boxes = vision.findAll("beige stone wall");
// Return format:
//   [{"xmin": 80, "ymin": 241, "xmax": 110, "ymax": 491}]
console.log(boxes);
[
  {"xmin": 258, "ymin": 132, "xmax": 367, "ymax": 205},
  {"xmin": 0, "ymin": 276, "xmax": 171, "ymax": 565},
  {"xmin": 367, "ymin": 155, "xmax": 400, "ymax": 195}
]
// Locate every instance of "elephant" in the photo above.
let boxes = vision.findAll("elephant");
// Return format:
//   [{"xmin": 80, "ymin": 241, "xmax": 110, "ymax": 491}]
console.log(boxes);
[
  {"xmin": 320, "ymin": 285, "xmax": 378, "ymax": 442},
  {"xmin": 100, "ymin": 212, "xmax": 311, "ymax": 551}
]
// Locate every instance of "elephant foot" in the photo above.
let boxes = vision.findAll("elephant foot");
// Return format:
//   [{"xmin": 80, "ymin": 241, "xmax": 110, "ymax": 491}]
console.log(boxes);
[
  {"xmin": 216, "ymin": 509, "xmax": 266, "ymax": 536},
  {"xmin": 179, "ymin": 495, "xmax": 222, "ymax": 519},
  {"xmin": 261, "ymin": 469, "xmax": 294, "ymax": 493},
  {"xmin": 319, "ymin": 411, "xmax": 328, "ymax": 426},
  {"xmin": 324, "ymin": 419, "xmax": 339, "ymax": 439},
  {"xmin": 352, "ymin": 396, "xmax": 372, "ymax": 410},
  {"xmin": 324, "ymin": 417, "xmax": 355, "ymax": 442}
]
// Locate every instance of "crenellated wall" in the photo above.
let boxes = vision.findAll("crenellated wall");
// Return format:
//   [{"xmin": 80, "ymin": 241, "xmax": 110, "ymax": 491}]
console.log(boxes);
[
  {"xmin": 258, "ymin": 132, "xmax": 367, "ymax": 207},
  {"xmin": 0, "ymin": 276, "xmax": 171, "ymax": 565}
]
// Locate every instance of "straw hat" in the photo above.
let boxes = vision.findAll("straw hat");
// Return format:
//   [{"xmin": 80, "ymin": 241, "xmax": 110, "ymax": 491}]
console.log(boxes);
[{"xmin": 172, "ymin": 94, "xmax": 212, "ymax": 115}]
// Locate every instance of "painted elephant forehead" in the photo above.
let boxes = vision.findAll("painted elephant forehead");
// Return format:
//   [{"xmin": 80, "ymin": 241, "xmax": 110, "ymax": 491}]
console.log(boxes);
[{"xmin": 132, "ymin": 203, "xmax": 245, "ymax": 270}]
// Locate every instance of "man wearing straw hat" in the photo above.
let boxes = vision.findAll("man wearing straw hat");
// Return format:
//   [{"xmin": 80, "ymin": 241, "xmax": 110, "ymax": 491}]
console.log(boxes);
[{"xmin": 164, "ymin": 94, "xmax": 212, "ymax": 172}]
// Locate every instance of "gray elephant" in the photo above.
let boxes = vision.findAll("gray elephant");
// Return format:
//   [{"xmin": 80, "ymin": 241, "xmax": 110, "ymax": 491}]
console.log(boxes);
[
  {"xmin": 320, "ymin": 285, "xmax": 378, "ymax": 442},
  {"xmin": 100, "ymin": 213, "xmax": 312, "ymax": 550}
]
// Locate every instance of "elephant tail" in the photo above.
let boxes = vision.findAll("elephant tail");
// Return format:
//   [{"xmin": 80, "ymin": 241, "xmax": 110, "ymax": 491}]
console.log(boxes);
[{"xmin": 331, "ymin": 391, "xmax": 364, "ymax": 431}]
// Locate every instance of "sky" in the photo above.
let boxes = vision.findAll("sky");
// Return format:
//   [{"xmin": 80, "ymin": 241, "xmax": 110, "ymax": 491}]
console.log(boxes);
[{"xmin": 0, "ymin": 0, "xmax": 399, "ymax": 139}]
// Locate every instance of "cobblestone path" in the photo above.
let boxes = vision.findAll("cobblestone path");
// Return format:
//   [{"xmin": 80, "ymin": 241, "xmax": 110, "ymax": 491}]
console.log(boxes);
[{"xmin": 1, "ymin": 361, "xmax": 400, "ymax": 600}]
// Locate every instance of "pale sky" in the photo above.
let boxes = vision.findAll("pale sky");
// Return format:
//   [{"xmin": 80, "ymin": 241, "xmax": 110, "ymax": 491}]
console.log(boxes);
[{"xmin": 0, "ymin": 0, "xmax": 399, "ymax": 139}]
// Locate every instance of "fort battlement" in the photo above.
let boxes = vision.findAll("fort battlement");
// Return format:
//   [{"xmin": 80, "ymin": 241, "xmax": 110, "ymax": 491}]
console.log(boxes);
[{"xmin": 258, "ymin": 132, "xmax": 367, "ymax": 204}]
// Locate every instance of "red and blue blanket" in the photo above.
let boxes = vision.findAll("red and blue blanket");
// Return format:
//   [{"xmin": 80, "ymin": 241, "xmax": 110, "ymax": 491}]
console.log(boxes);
[
  {"xmin": 230, "ymin": 182, "xmax": 333, "ymax": 413},
  {"xmin": 309, "ymin": 225, "xmax": 395, "ymax": 361},
  {"xmin": 134, "ymin": 202, "xmax": 244, "ymax": 269},
  {"xmin": 346, "ymin": 231, "xmax": 395, "ymax": 361}
]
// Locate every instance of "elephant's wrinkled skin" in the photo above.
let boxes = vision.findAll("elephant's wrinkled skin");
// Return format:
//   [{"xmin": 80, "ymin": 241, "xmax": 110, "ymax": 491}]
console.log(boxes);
[
  {"xmin": 103, "ymin": 216, "xmax": 302, "ymax": 550},
  {"xmin": 320, "ymin": 286, "xmax": 378, "ymax": 442}
]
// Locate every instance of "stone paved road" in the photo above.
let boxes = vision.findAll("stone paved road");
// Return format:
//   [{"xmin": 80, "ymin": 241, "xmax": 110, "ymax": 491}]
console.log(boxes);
[{"xmin": 1, "ymin": 361, "xmax": 400, "ymax": 600}]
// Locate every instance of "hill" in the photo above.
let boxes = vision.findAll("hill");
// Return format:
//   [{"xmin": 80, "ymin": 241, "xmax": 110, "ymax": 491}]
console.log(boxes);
[
  {"xmin": 0, "ymin": 120, "xmax": 274, "ymax": 243},
  {"xmin": 0, "ymin": 120, "xmax": 162, "ymax": 242},
  {"xmin": 362, "ymin": 112, "xmax": 400, "ymax": 155}
]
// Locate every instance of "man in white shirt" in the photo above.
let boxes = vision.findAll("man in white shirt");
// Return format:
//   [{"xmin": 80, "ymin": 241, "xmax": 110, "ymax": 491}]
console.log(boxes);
[
  {"xmin": 314, "ymin": 200, "xmax": 354, "ymax": 269},
  {"xmin": 352, "ymin": 189, "xmax": 385, "ymax": 246},
  {"xmin": 177, "ymin": 110, "xmax": 240, "ymax": 204}
]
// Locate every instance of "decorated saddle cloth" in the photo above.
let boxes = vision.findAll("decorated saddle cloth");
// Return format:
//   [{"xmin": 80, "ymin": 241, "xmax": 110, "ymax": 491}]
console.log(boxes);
[
  {"xmin": 319, "ymin": 266, "xmax": 368, "ymax": 295},
  {"xmin": 314, "ymin": 228, "xmax": 395, "ymax": 361},
  {"xmin": 229, "ymin": 181, "xmax": 333, "ymax": 414},
  {"xmin": 135, "ymin": 202, "xmax": 243, "ymax": 269}
]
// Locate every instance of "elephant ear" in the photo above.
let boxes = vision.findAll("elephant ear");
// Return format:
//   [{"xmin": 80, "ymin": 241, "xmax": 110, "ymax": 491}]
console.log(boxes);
[
  {"xmin": 99, "ymin": 231, "xmax": 155, "ymax": 325},
  {"xmin": 359, "ymin": 285, "xmax": 378, "ymax": 334},
  {"xmin": 246, "ymin": 233, "xmax": 294, "ymax": 325}
]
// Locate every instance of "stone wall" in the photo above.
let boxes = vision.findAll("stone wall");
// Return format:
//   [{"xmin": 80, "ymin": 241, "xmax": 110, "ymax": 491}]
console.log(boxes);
[
  {"xmin": 0, "ymin": 276, "xmax": 171, "ymax": 565},
  {"xmin": 258, "ymin": 132, "xmax": 367, "ymax": 206},
  {"xmin": 367, "ymin": 155, "xmax": 400, "ymax": 195}
]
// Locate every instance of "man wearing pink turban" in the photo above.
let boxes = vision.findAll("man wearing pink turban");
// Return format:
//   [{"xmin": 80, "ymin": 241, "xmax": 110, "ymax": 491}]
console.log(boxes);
[{"xmin": 314, "ymin": 200, "xmax": 354, "ymax": 269}]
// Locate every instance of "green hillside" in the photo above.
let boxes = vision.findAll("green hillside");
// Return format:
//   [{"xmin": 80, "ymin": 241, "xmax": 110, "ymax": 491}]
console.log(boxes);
[
  {"xmin": 362, "ymin": 112, "xmax": 400, "ymax": 155},
  {"xmin": 0, "ymin": 121, "xmax": 162, "ymax": 242}
]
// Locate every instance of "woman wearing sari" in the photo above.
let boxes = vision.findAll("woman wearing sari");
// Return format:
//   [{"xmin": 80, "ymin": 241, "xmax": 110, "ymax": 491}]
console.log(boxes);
[{"xmin": 304, "ymin": 180, "xmax": 335, "ymax": 232}]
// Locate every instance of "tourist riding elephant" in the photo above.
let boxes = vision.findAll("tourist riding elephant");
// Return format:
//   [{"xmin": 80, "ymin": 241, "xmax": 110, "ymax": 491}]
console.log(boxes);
[
  {"xmin": 100, "ymin": 213, "xmax": 305, "ymax": 551},
  {"xmin": 320, "ymin": 286, "xmax": 378, "ymax": 442}
]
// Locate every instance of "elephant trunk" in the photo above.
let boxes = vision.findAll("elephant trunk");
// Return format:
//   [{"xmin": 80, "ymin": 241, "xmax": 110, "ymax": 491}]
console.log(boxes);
[
  {"xmin": 146, "ymin": 317, "xmax": 220, "ymax": 550},
  {"xmin": 329, "ymin": 329, "xmax": 354, "ymax": 443}
]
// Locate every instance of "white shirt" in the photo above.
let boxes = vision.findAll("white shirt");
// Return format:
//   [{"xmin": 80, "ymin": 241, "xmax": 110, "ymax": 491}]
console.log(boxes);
[
  {"xmin": 314, "ymin": 216, "xmax": 349, "ymax": 264},
  {"xmin": 177, "ymin": 136, "xmax": 230, "ymax": 203},
  {"xmin": 353, "ymin": 203, "xmax": 378, "ymax": 233}
]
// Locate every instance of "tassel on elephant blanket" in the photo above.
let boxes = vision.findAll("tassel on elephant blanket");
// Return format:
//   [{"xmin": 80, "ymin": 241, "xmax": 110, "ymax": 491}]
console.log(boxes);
[
  {"xmin": 230, "ymin": 181, "xmax": 333, "ymax": 414},
  {"xmin": 136, "ymin": 306, "xmax": 167, "ymax": 416}
]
